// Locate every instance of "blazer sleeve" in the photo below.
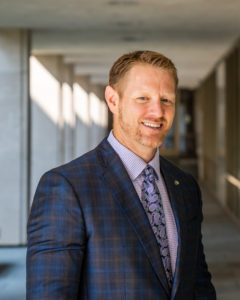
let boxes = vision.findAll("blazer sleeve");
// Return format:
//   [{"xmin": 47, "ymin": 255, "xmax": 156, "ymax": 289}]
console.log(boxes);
[
  {"xmin": 26, "ymin": 171, "xmax": 86, "ymax": 300},
  {"xmin": 193, "ymin": 180, "xmax": 217, "ymax": 299}
]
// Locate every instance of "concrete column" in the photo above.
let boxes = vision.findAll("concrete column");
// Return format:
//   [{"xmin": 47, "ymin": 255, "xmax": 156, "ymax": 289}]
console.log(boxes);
[
  {"xmin": 196, "ymin": 71, "xmax": 217, "ymax": 195},
  {"xmin": 73, "ymin": 75, "xmax": 91, "ymax": 156},
  {"xmin": 195, "ymin": 86, "xmax": 204, "ymax": 180},
  {"xmin": 216, "ymin": 62, "xmax": 226, "ymax": 206},
  {"xmin": 30, "ymin": 55, "xmax": 64, "ymax": 201},
  {"xmin": 0, "ymin": 29, "xmax": 30, "ymax": 245},
  {"xmin": 62, "ymin": 64, "xmax": 75, "ymax": 163},
  {"xmin": 73, "ymin": 76, "xmax": 108, "ymax": 157},
  {"xmin": 88, "ymin": 83, "xmax": 108, "ymax": 149}
]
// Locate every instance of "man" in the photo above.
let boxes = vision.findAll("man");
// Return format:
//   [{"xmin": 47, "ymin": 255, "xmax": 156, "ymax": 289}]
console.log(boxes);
[{"xmin": 27, "ymin": 50, "xmax": 216, "ymax": 299}]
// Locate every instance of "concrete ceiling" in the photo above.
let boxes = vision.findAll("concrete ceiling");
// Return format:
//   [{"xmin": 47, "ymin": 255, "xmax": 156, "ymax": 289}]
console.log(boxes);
[{"xmin": 0, "ymin": 0, "xmax": 240, "ymax": 88}]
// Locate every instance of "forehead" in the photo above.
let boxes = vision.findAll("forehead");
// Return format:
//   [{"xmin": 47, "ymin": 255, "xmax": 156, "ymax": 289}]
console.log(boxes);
[{"xmin": 118, "ymin": 63, "xmax": 176, "ymax": 95}]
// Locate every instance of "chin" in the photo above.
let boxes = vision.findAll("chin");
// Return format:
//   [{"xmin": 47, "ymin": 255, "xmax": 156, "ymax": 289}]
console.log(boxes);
[{"xmin": 138, "ymin": 136, "xmax": 164, "ymax": 149}]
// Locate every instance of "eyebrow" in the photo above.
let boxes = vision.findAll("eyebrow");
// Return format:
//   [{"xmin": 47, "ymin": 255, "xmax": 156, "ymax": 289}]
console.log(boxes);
[
  {"xmin": 161, "ymin": 93, "xmax": 176, "ymax": 99},
  {"xmin": 131, "ymin": 89, "xmax": 176, "ymax": 98}
]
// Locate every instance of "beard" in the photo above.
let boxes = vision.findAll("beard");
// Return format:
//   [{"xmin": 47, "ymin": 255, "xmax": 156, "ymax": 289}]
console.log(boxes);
[{"xmin": 117, "ymin": 105, "xmax": 168, "ymax": 150}]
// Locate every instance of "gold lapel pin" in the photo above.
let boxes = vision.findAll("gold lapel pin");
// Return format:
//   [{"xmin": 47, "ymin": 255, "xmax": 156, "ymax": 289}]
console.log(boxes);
[{"xmin": 174, "ymin": 180, "xmax": 180, "ymax": 186}]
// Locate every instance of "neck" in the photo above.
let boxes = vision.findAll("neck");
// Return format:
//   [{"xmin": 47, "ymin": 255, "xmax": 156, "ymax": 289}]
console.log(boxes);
[
  {"xmin": 112, "ymin": 130, "xmax": 157, "ymax": 163},
  {"xmin": 138, "ymin": 151, "xmax": 156, "ymax": 163}
]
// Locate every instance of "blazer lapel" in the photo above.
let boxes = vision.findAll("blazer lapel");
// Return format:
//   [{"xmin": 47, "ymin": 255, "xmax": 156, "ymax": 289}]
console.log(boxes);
[
  {"xmin": 160, "ymin": 157, "xmax": 187, "ymax": 299},
  {"xmin": 98, "ymin": 139, "xmax": 170, "ymax": 297}
]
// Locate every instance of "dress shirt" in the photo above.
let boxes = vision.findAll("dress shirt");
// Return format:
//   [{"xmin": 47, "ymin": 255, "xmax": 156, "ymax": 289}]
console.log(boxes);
[{"xmin": 107, "ymin": 131, "xmax": 178, "ymax": 275}]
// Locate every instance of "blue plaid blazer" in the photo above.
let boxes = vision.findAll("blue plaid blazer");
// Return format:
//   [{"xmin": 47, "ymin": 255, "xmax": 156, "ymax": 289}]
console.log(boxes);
[{"xmin": 27, "ymin": 138, "xmax": 216, "ymax": 299}]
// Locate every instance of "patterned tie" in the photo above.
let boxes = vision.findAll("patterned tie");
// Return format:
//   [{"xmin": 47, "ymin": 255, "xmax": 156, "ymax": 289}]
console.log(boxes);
[{"xmin": 141, "ymin": 165, "xmax": 173, "ymax": 287}]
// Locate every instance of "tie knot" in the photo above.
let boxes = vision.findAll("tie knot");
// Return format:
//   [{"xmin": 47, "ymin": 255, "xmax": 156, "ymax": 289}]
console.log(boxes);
[{"xmin": 143, "ymin": 165, "xmax": 157, "ymax": 181}]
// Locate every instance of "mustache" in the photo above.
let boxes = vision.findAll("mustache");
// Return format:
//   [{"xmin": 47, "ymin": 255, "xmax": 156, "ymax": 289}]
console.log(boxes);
[{"xmin": 142, "ymin": 117, "xmax": 166, "ymax": 123}]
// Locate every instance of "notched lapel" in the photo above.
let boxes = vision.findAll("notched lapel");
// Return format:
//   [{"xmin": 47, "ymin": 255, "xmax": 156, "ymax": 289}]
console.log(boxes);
[
  {"xmin": 99, "ymin": 140, "xmax": 170, "ymax": 296},
  {"xmin": 160, "ymin": 158, "xmax": 187, "ymax": 299}
]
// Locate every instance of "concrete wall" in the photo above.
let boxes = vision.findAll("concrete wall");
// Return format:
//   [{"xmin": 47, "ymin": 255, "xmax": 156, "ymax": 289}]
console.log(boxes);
[
  {"xmin": 0, "ymin": 30, "xmax": 30, "ymax": 244},
  {"xmin": 196, "ymin": 41, "xmax": 240, "ymax": 222},
  {"xmin": 196, "ymin": 71, "xmax": 218, "ymax": 195},
  {"xmin": 225, "ymin": 45, "xmax": 240, "ymax": 219}
]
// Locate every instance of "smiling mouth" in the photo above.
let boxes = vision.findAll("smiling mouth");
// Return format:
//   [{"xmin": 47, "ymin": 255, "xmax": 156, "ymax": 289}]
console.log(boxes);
[{"xmin": 142, "ymin": 122, "xmax": 163, "ymax": 129}]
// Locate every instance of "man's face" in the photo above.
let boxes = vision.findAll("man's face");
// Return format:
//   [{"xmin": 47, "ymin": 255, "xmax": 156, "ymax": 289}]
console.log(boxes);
[{"xmin": 106, "ymin": 63, "xmax": 176, "ymax": 161}]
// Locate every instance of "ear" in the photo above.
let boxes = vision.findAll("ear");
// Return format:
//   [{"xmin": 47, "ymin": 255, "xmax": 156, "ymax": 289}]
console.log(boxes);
[{"xmin": 105, "ymin": 85, "xmax": 120, "ymax": 115}]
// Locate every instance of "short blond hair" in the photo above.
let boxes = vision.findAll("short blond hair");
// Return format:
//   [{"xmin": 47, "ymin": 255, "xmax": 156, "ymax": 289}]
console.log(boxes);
[{"xmin": 109, "ymin": 50, "xmax": 178, "ymax": 93}]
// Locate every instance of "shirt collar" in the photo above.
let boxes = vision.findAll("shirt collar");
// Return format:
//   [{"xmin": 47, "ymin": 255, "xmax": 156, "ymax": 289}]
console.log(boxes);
[{"xmin": 107, "ymin": 130, "xmax": 160, "ymax": 181}]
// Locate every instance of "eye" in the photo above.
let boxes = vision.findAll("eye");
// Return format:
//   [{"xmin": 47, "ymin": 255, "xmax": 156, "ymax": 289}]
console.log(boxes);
[
  {"xmin": 137, "ymin": 97, "xmax": 149, "ymax": 101},
  {"xmin": 161, "ymin": 98, "xmax": 170, "ymax": 103},
  {"xmin": 161, "ymin": 98, "xmax": 174, "ymax": 105}
]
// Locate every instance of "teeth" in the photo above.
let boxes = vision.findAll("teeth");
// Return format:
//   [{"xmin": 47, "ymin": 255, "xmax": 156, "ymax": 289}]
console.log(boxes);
[{"xmin": 143, "ymin": 122, "xmax": 161, "ymax": 128}]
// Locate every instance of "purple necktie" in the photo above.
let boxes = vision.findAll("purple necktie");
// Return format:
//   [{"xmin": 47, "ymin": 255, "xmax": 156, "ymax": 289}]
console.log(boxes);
[{"xmin": 141, "ymin": 165, "xmax": 173, "ymax": 287}]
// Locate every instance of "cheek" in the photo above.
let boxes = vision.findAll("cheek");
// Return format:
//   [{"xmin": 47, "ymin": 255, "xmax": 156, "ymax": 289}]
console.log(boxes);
[
  {"xmin": 132, "ymin": 104, "xmax": 147, "ymax": 118},
  {"xmin": 125, "ymin": 105, "xmax": 142, "ymax": 120},
  {"xmin": 119, "ymin": 101, "xmax": 147, "ymax": 124},
  {"xmin": 167, "ymin": 107, "xmax": 175, "ymax": 121}
]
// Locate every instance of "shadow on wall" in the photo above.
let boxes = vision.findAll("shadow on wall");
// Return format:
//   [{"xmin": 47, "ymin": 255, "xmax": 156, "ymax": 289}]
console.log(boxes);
[
  {"xmin": 30, "ymin": 56, "xmax": 108, "ymax": 203},
  {"xmin": 0, "ymin": 263, "xmax": 12, "ymax": 275}
]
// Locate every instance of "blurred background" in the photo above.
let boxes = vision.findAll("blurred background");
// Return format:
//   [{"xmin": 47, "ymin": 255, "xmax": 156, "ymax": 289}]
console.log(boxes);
[{"xmin": 0, "ymin": 0, "xmax": 240, "ymax": 299}]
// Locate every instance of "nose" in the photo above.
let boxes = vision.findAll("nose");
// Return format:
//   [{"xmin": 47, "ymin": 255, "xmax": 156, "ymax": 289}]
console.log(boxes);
[{"xmin": 150, "ymin": 99, "xmax": 164, "ymax": 118}]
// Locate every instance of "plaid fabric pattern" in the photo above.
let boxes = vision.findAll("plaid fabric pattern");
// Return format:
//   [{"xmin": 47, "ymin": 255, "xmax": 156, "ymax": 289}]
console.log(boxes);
[{"xmin": 27, "ymin": 138, "xmax": 216, "ymax": 300}]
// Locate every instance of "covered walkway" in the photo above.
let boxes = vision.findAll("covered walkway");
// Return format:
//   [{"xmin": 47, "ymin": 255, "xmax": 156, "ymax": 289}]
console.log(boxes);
[
  {"xmin": 0, "ymin": 1, "xmax": 240, "ymax": 299},
  {"xmin": 0, "ymin": 189, "xmax": 240, "ymax": 299}
]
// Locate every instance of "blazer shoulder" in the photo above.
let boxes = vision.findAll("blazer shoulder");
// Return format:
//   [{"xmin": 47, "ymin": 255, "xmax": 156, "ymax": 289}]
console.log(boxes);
[{"xmin": 42, "ymin": 138, "xmax": 111, "ymax": 180}]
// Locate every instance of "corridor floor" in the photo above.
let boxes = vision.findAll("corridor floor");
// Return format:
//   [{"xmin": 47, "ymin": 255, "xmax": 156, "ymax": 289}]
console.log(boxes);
[
  {"xmin": 0, "ymin": 190, "xmax": 240, "ymax": 299},
  {"xmin": 202, "ymin": 190, "xmax": 240, "ymax": 300}
]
